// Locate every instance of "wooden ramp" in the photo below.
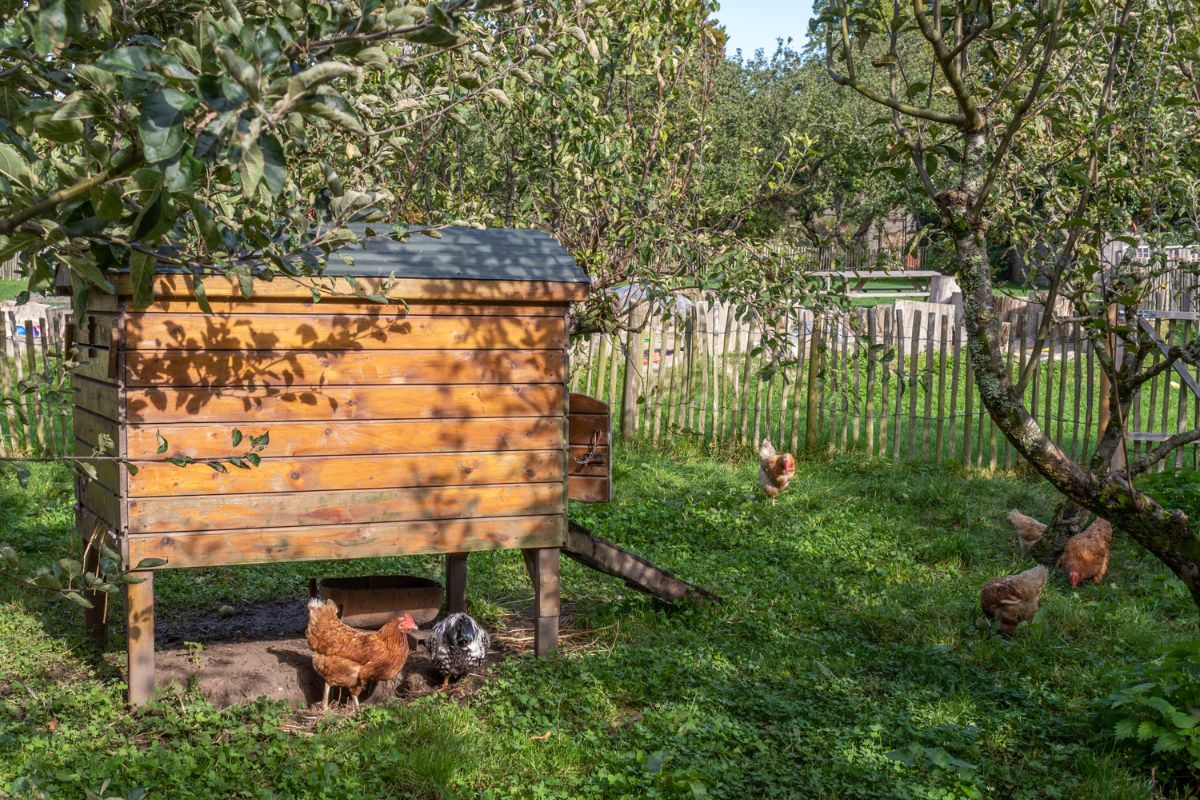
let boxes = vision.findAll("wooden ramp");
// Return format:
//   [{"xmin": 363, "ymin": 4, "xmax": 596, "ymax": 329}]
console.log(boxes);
[{"xmin": 564, "ymin": 522, "xmax": 719, "ymax": 606}]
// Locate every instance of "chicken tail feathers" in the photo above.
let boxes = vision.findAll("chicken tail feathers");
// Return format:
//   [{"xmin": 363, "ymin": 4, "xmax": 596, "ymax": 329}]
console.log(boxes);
[{"xmin": 759, "ymin": 439, "xmax": 776, "ymax": 460}]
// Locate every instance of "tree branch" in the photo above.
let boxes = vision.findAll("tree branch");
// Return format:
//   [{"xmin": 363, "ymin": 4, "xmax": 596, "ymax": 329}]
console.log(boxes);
[
  {"xmin": 910, "ymin": 0, "xmax": 985, "ymax": 131},
  {"xmin": 0, "ymin": 148, "xmax": 143, "ymax": 237},
  {"xmin": 823, "ymin": 14, "xmax": 966, "ymax": 127},
  {"xmin": 971, "ymin": 0, "xmax": 1064, "ymax": 218},
  {"xmin": 1125, "ymin": 429, "xmax": 1200, "ymax": 478}
]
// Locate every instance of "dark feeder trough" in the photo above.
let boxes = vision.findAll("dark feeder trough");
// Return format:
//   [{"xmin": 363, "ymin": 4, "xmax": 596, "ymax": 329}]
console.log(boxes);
[{"xmin": 309, "ymin": 575, "xmax": 444, "ymax": 648}]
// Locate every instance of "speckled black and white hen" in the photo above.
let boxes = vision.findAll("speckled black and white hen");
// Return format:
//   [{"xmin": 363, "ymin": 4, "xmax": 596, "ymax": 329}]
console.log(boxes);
[{"xmin": 428, "ymin": 612, "xmax": 491, "ymax": 690}]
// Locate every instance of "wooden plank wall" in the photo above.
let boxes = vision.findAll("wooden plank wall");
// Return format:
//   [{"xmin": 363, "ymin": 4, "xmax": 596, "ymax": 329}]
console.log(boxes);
[{"xmin": 85, "ymin": 293, "xmax": 574, "ymax": 568}]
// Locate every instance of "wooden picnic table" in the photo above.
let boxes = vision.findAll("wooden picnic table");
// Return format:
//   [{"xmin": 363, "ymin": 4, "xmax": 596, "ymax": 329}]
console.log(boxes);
[{"xmin": 809, "ymin": 270, "xmax": 943, "ymax": 297}]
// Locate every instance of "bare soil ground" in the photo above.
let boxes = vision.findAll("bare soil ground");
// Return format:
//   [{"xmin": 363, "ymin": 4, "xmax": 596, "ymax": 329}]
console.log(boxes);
[{"xmin": 151, "ymin": 595, "xmax": 575, "ymax": 710}]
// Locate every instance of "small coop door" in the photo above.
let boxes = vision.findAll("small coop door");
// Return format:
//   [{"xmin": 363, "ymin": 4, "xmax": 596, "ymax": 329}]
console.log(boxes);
[{"xmin": 568, "ymin": 393, "xmax": 611, "ymax": 503}]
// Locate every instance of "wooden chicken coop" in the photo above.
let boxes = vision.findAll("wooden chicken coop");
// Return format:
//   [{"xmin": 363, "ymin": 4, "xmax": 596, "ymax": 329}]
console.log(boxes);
[{"xmin": 68, "ymin": 227, "xmax": 611, "ymax": 705}]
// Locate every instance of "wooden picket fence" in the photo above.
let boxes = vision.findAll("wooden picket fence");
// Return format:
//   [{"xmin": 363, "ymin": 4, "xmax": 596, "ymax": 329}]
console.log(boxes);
[
  {"xmin": 570, "ymin": 296, "xmax": 1200, "ymax": 471},
  {"xmin": 0, "ymin": 307, "xmax": 73, "ymax": 458}
]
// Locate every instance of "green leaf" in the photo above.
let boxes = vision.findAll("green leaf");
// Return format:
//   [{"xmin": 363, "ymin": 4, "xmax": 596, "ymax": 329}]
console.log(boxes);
[
  {"xmin": 66, "ymin": 254, "xmax": 115, "ymax": 294},
  {"xmin": 27, "ymin": 0, "xmax": 68, "ymax": 55},
  {"xmin": 402, "ymin": 24, "xmax": 460, "ymax": 47},
  {"xmin": 125, "ymin": 462, "xmax": 139, "ymax": 476},
  {"xmin": 82, "ymin": 0, "xmax": 111, "ymax": 31},
  {"xmin": 97, "ymin": 45, "xmax": 156, "ymax": 77},
  {"xmin": 129, "ymin": 250, "xmax": 156, "ymax": 309},
  {"xmin": 89, "ymin": 184, "xmax": 124, "ymax": 221},
  {"xmin": 140, "ymin": 88, "xmax": 196, "ymax": 163},
  {"xmin": 296, "ymin": 94, "xmax": 366, "ymax": 134},
  {"xmin": 231, "ymin": 428, "xmax": 243, "ymax": 447},
  {"xmin": 260, "ymin": 133, "xmax": 286, "ymax": 196},
  {"xmin": 156, "ymin": 431, "xmax": 169, "ymax": 454},
  {"xmin": 64, "ymin": 591, "xmax": 94, "ymax": 609},
  {"xmin": 134, "ymin": 557, "xmax": 168, "ymax": 569},
  {"xmin": 207, "ymin": 460, "xmax": 228, "ymax": 473},
  {"xmin": 193, "ymin": 280, "xmax": 213, "ymax": 315},
  {"xmin": 0, "ymin": 144, "xmax": 30, "ymax": 184},
  {"xmin": 240, "ymin": 139, "xmax": 264, "ymax": 197},
  {"xmin": 245, "ymin": 452, "xmax": 261, "ymax": 467},
  {"xmin": 51, "ymin": 91, "xmax": 103, "ymax": 121},
  {"xmin": 34, "ymin": 570, "xmax": 62, "ymax": 590},
  {"xmin": 57, "ymin": 558, "xmax": 82, "ymax": 579},
  {"xmin": 288, "ymin": 61, "xmax": 359, "ymax": 96},
  {"xmin": 214, "ymin": 45, "xmax": 259, "ymax": 99},
  {"xmin": 485, "ymin": 88, "xmax": 513, "ymax": 108},
  {"xmin": 33, "ymin": 114, "xmax": 83, "ymax": 143}
]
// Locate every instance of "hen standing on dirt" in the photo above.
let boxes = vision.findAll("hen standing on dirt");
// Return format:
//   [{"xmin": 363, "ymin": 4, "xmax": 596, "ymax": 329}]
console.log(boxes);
[
  {"xmin": 306, "ymin": 598, "xmax": 416, "ymax": 710},
  {"xmin": 758, "ymin": 439, "xmax": 796, "ymax": 505},
  {"xmin": 428, "ymin": 612, "xmax": 490, "ymax": 691}
]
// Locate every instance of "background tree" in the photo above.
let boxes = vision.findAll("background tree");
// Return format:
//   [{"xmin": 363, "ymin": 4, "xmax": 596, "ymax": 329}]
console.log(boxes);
[
  {"xmin": 816, "ymin": 0, "xmax": 1200, "ymax": 605},
  {"xmin": 0, "ymin": 0, "xmax": 587, "ymax": 603}
]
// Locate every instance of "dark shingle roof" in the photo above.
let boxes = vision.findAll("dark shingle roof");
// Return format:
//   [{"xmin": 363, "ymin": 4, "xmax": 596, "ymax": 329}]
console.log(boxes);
[{"xmin": 324, "ymin": 226, "xmax": 588, "ymax": 284}]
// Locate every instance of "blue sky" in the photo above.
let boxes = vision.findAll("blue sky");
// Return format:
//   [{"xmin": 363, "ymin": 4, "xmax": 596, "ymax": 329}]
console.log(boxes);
[{"xmin": 715, "ymin": 0, "xmax": 815, "ymax": 58}]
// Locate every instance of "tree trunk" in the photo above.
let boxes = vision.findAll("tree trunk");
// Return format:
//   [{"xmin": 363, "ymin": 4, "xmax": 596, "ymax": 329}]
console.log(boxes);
[
  {"xmin": 948, "ymin": 130, "xmax": 1200, "ymax": 609},
  {"xmin": 1029, "ymin": 500, "xmax": 1089, "ymax": 565}
]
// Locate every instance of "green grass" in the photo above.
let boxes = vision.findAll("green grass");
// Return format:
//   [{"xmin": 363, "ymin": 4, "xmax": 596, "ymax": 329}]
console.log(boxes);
[
  {"xmin": 1, "ymin": 450, "xmax": 1197, "ymax": 798},
  {"xmin": 0, "ymin": 280, "xmax": 27, "ymax": 302}
]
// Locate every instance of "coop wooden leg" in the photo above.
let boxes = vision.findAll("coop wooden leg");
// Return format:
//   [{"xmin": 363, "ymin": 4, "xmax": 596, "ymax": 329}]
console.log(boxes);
[
  {"xmin": 446, "ymin": 552, "xmax": 468, "ymax": 614},
  {"xmin": 524, "ymin": 547, "xmax": 559, "ymax": 658},
  {"xmin": 125, "ymin": 571, "xmax": 155, "ymax": 706},
  {"xmin": 82, "ymin": 543, "xmax": 107, "ymax": 649}
]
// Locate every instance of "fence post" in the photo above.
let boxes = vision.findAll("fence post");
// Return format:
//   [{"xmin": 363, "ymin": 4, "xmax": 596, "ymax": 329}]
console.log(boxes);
[
  {"xmin": 804, "ymin": 313, "xmax": 823, "ymax": 453},
  {"xmin": 620, "ymin": 301, "xmax": 650, "ymax": 443}
]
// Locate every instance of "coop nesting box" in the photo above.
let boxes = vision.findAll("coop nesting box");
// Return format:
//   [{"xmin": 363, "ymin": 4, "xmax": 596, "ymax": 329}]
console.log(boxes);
[{"xmin": 68, "ymin": 227, "xmax": 610, "ymax": 705}]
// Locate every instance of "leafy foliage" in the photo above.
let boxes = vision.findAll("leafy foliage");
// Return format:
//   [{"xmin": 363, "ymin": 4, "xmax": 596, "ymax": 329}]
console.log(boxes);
[
  {"xmin": 0, "ymin": 0, "xmax": 542, "ymax": 310},
  {"xmin": 1099, "ymin": 639, "xmax": 1200, "ymax": 788}
]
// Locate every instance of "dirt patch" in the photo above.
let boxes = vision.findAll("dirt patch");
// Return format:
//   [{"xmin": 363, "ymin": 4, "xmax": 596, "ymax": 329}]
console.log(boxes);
[{"xmin": 151, "ymin": 596, "xmax": 595, "ymax": 710}]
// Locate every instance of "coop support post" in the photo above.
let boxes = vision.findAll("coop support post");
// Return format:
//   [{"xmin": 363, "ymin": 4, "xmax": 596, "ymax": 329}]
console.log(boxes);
[
  {"xmin": 522, "ymin": 547, "xmax": 560, "ymax": 657},
  {"xmin": 78, "ymin": 507, "xmax": 109, "ymax": 649},
  {"xmin": 82, "ymin": 543, "xmax": 107, "ymax": 649},
  {"xmin": 125, "ymin": 571, "xmax": 155, "ymax": 706},
  {"xmin": 445, "ymin": 552, "xmax": 468, "ymax": 614}
]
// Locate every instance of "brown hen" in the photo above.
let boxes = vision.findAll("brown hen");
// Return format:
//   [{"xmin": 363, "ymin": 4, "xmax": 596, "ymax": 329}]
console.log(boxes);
[
  {"xmin": 1058, "ymin": 518, "xmax": 1112, "ymax": 588},
  {"xmin": 1008, "ymin": 509, "xmax": 1047, "ymax": 558},
  {"xmin": 306, "ymin": 598, "xmax": 416, "ymax": 710},
  {"xmin": 981, "ymin": 564, "xmax": 1048, "ymax": 636},
  {"xmin": 759, "ymin": 439, "xmax": 796, "ymax": 504}
]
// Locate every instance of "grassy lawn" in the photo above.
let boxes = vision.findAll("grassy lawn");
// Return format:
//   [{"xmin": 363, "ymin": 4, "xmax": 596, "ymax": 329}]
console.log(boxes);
[
  {"xmin": 1, "ymin": 449, "xmax": 1196, "ymax": 798},
  {"xmin": 0, "ymin": 280, "xmax": 26, "ymax": 302}
]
